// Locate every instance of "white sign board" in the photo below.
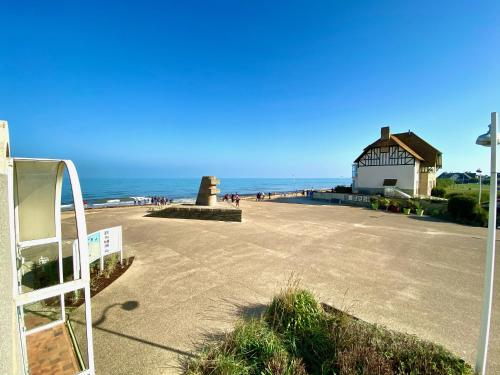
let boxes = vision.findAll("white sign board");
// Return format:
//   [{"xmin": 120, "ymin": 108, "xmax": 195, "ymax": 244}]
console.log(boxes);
[{"xmin": 73, "ymin": 226, "xmax": 123, "ymax": 277}]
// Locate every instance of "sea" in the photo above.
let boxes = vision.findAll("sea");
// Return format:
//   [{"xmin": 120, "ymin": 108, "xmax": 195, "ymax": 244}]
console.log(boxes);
[{"xmin": 61, "ymin": 177, "xmax": 351, "ymax": 206}]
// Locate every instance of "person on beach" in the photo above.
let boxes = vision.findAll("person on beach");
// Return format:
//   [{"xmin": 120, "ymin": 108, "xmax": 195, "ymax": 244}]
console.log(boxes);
[
  {"xmin": 256, "ymin": 192, "xmax": 260, "ymax": 201},
  {"xmin": 235, "ymin": 193, "xmax": 240, "ymax": 207},
  {"xmin": 231, "ymin": 194, "xmax": 235, "ymax": 203},
  {"xmin": 268, "ymin": 192, "xmax": 271, "ymax": 199}
]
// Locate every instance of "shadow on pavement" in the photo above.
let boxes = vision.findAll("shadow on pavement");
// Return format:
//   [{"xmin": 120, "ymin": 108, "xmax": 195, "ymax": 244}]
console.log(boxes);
[
  {"xmin": 407, "ymin": 215, "xmax": 451, "ymax": 224},
  {"xmin": 71, "ymin": 300, "xmax": 196, "ymax": 359}
]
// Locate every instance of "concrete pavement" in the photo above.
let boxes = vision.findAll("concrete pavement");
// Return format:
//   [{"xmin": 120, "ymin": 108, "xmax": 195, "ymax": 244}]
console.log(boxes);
[{"xmin": 66, "ymin": 199, "xmax": 499, "ymax": 374}]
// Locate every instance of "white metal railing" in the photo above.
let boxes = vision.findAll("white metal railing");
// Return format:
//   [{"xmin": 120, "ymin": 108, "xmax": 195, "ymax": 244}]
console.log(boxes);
[{"xmin": 8, "ymin": 158, "xmax": 95, "ymax": 375}]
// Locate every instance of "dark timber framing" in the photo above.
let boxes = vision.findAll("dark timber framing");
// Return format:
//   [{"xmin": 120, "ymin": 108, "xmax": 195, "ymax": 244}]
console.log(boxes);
[{"xmin": 357, "ymin": 145, "xmax": 416, "ymax": 167}]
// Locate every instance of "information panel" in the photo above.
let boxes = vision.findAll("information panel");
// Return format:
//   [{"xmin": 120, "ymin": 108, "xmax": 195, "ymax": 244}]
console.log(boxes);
[
  {"xmin": 88, "ymin": 232, "xmax": 101, "ymax": 263},
  {"xmin": 101, "ymin": 226, "xmax": 122, "ymax": 256},
  {"xmin": 73, "ymin": 226, "xmax": 123, "ymax": 275}
]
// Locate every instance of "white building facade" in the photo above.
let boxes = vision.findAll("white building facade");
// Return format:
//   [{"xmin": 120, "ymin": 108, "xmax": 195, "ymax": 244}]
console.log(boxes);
[{"xmin": 352, "ymin": 127, "xmax": 442, "ymax": 197}]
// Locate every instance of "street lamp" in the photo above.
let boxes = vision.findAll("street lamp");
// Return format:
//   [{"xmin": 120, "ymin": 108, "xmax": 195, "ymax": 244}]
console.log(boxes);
[
  {"xmin": 475, "ymin": 112, "xmax": 498, "ymax": 375},
  {"xmin": 477, "ymin": 168, "xmax": 483, "ymax": 205}
]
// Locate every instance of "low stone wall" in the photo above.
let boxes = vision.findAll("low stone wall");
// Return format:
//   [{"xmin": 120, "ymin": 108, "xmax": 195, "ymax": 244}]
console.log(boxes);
[
  {"xmin": 312, "ymin": 191, "xmax": 371, "ymax": 207},
  {"xmin": 146, "ymin": 204, "xmax": 242, "ymax": 222}
]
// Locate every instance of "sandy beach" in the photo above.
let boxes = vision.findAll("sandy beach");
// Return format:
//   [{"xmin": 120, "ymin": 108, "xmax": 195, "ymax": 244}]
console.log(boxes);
[{"xmin": 65, "ymin": 199, "xmax": 500, "ymax": 375}]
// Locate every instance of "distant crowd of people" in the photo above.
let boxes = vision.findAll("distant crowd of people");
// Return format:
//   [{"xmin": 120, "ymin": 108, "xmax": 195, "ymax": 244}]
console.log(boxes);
[
  {"xmin": 256, "ymin": 192, "xmax": 272, "ymax": 201},
  {"xmin": 150, "ymin": 196, "xmax": 171, "ymax": 206},
  {"xmin": 222, "ymin": 191, "xmax": 313, "ymax": 205},
  {"xmin": 222, "ymin": 193, "xmax": 241, "ymax": 207},
  {"xmin": 133, "ymin": 188, "xmax": 321, "ymax": 209}
]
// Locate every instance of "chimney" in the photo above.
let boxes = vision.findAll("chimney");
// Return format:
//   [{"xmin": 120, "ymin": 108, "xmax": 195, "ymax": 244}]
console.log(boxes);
[{"xmin": 381, "ymin": 126, "xmax": 390, "ymax": 140}]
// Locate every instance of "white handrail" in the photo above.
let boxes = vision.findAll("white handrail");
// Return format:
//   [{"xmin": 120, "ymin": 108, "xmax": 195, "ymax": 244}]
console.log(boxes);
[{"xmin": 64, "ymin": 160, "xmax": 95, "ymax": 374}]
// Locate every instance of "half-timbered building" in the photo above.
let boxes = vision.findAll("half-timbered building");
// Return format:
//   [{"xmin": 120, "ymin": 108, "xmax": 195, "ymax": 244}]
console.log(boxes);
[{"xmin": 352, "ymin": 127, "xmax": 442, "ymax": 196}]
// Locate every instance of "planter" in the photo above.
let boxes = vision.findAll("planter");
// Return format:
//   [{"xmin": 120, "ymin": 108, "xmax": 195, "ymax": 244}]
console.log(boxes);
[
  {"xmin": 371, "ymin": 203, "xmax": 379, "ymax": 210},
  {"xmin": 416, "ymin": 208, "xmax": 424, "ymax": 216},
  {"xmin": 403, "ymin": 208, "xmax": 411, "ymax": 215}
]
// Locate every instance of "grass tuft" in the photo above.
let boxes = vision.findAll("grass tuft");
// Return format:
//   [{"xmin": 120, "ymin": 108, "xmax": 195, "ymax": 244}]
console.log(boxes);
[
  {"xmin": 231, "ymin": 319, "xmax": 287, "ymax": 372},
  {"xmin": 184, "ymin": 283, "xmax": 473, "ymax": 375}
]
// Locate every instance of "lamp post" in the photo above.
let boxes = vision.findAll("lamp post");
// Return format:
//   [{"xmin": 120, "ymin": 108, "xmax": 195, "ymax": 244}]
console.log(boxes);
[
  {"xmin": 477, "ymin": 168, "xmax": 483, "ymax": 205},
  {"xmin": 475, "ymin": 112, "xmax": 498, "ymax": 375}
]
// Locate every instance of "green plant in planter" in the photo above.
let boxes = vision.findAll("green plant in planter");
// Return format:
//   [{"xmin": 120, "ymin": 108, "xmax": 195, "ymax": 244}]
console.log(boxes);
[
  {"xmin": 401, "ymin": 199, "xmax": 414, "ymax": 215},
  {"xmin": 389, "ymin": 200, "xmax": 401, "ymax": 213},
  {"xmin": 414, "ymin": 200, "xmax": 424, "ymax": 216},
  {"xmin": 379, "ymin": 198, "xmax": 391, "ymax": 210}
]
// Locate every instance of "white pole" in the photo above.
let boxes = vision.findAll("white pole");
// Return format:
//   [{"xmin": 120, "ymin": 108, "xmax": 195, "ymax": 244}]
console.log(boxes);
[
  {"xmin": 475, "ymin": 112, "xmax": 498, "ymax": 375},
  {"xmin": 119, "ymin": 226, "xmax": 123, "ymax": 266},
  {"xmin": 65, "ymin": 160, "xmax": 95, "ymax": 374},
  {"xmin": 479, "ymin": 174, "xmax": 482, "ymax": 205}
]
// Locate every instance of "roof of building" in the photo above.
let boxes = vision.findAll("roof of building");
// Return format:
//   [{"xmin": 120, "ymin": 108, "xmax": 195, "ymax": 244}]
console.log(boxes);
[
  {"xmin": 354, "ymin": 128, "xmax": 442, "ymax": 168},
  {"xmin": 438, "ymin": 172, "xmax": 477, "ymax": 180}
]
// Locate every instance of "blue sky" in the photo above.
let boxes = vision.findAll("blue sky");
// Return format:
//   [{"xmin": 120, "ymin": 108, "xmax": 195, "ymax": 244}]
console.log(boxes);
[{"xmin": 1, "ymin": 1, "xmax": 499, "ymax": 178}]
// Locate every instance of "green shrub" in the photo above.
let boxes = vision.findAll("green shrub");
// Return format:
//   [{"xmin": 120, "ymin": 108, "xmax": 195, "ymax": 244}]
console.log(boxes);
[
  {"xmin": 401, "ymin": 199, "xmax": 414, "ymax": 210},
  {"xmin": 185, "ymin": 349, "xmax": 250, "ymax": 375},
  {"xmin": 329, "ymin": 309, "xmax": 473, "ymax": 375},
  {"xmin": 231, "ymin": 319, "xmax": 287, "ymax": 372},
  {"xmin": 389, "ymin": 200, "xmax": 399, "ymax": 207},
  {"xmin": 265, "ymin": 286, "xmax": 334, "ymax": 373},
  {"xmin": 338, "ymin": 346, "xmax": 392, "ymax": 375},
  {"xmin": 429, "ymin": 206, "xmax": 446, "ymax": 218},
  {"xmin": 186, "ymin": 318, "xmax": 306, "ymax": 375},
  {"xmin": 448, "ymin": 195, "xmax": 478, "ymax": 221},
  {"xmin": 185, "ymin": 286, "xmax": 473, "ymax": 375},
  {"xmin": 446, "ymin": 191, "xmax": 476, "ymax": 199},
  {"xmin": 413, "ymin": 200, "xmax": 422, "ymax": 210},
  {"xmin": 264, "ymin": 352, "xmax": 307, "ymax": 375},
  {"xmin": 104, "ymin": 253, "xmax": 119, "ymax": 276},
  {"xmin": 475, "ymin": 207, "xmax": 489, "ymax": 227},
  {"xmin": 378, "ymin": 198, "xmax": 390, "ymax": 210},
  {"xmin": 265, "ymin": 287, "xmax": 323, "ymax": 337},
  {"xmin": 431, "ymin": 186, "xmax": 446, "ymax": 197}
]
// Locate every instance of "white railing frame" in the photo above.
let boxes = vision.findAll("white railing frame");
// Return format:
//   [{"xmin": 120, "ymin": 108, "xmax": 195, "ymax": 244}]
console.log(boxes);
[{"xmin": 9, "ymin": 158, "xmax": 95, "ymax": 374}]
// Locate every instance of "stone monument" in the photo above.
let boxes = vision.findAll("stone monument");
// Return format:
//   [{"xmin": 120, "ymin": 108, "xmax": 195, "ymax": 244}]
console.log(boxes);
[
  {"xmin": 196, "ymin": 176, "xmax": 220, "ymax": 206},
  {"xmin": 148, "ymin": 175, "xmax": 241, "ymax": 222}
]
